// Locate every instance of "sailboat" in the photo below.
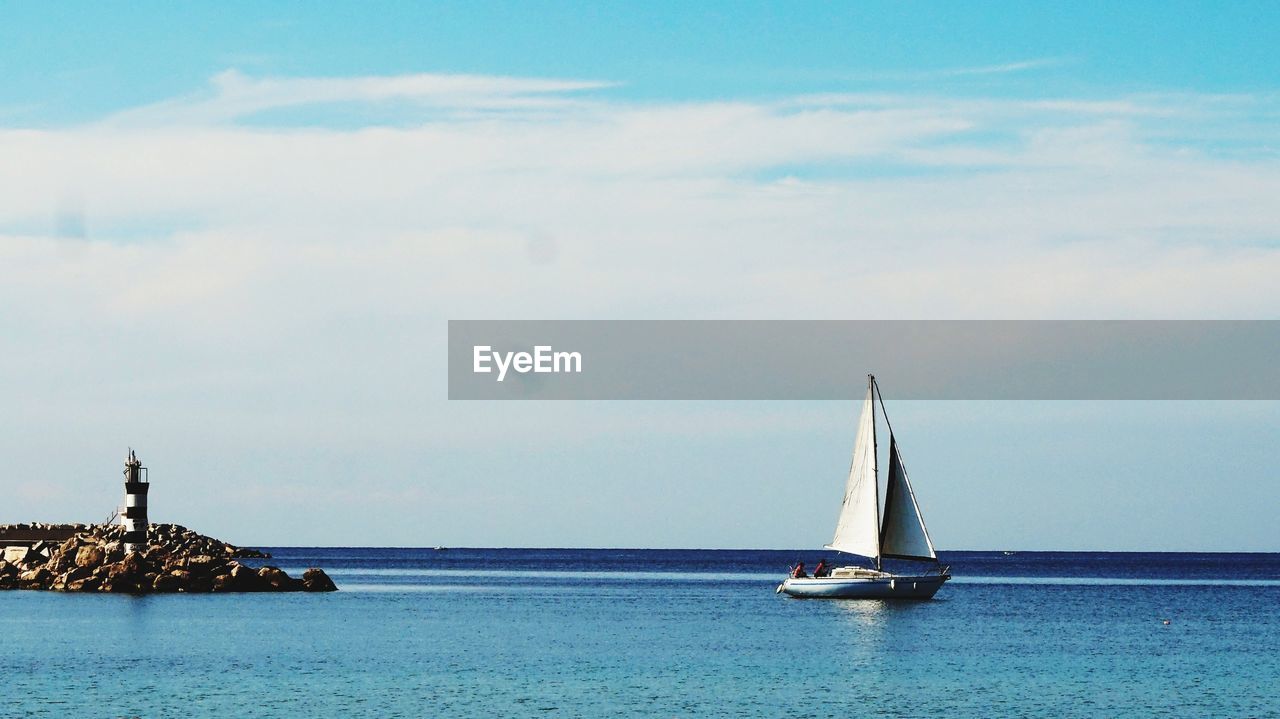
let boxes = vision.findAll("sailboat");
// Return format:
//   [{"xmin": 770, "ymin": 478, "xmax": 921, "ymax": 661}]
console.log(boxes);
[{"xmin": 778, "ymin": 375, "xmax": 950, "ymax": 599}]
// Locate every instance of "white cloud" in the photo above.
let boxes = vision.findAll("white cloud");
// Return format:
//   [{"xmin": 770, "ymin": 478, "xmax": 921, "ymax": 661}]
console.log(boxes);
[
  {"xmin": 2, "ymin": 74, "xmax": 1277, "ymax": 347},
  {"xmin": 933, "ymin": 57, "xmax": 1067, "ymax": 77},
  {"xmin": 103, "ymin": 69, "xmax": 615, "ymax": 126},
  {"xmin": 1, "ymin": 71, "xmax": 1277, "ymax": 544},
  {"xmin": 2, "ymin": 73, "xmax": 1277, "ymax": 331}
]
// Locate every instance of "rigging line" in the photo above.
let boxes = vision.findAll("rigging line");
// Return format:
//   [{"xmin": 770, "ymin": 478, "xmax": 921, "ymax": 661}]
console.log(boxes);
[
  {"xmin": 873, "ymin": 375, "xmax": 940, "ymax": 563},
  {"xmin": 872, "ymin": 375, "xmax": 897, "ymax": 441}
]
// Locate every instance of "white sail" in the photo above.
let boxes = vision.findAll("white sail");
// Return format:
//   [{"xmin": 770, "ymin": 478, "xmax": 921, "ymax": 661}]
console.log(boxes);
[
  {"xmin": 879, "ymin": 435, "xmax": 937, "ymax": 561},
  {"xmin": 826, "ymin": 384, "xmax": 880, "ymax": 559}
]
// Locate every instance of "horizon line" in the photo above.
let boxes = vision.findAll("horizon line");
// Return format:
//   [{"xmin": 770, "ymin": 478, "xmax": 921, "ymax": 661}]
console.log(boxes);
[{"xmin": 239, "ymin": 546, "xmax": 1280, "ymax": 554}]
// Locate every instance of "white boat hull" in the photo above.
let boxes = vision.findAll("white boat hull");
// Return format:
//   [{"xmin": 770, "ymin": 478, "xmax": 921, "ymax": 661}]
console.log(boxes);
[{"xmin": 778, "ymin": 573, "xmax": 947, "ymax": 599}]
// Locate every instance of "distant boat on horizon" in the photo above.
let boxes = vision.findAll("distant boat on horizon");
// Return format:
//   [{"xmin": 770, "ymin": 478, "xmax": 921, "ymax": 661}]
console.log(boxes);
[{"xmin": 778, "ymin": 375, "xmax": 950, "ymax": 599}]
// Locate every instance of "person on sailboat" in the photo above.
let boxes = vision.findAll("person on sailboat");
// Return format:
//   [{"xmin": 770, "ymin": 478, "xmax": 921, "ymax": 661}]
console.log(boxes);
[
  {"xmin": 813, "ymin": 559, "xmax": 830, "ymax": 578},
  {"xmin": 790, "ymin": 562, "xmax": 808, "ymax": 579}
]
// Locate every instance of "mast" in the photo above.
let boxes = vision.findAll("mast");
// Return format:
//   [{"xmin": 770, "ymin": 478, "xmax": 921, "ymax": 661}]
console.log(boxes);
[{"xmin": 870, "ymin": 375, "xmax": 881, "ymax": 572}]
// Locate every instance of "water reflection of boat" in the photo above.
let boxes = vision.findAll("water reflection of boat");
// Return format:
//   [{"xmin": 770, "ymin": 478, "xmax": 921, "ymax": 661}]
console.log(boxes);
[{"xmin": 778, "ymin": 375, "xmax": 950, "ymax": 600}]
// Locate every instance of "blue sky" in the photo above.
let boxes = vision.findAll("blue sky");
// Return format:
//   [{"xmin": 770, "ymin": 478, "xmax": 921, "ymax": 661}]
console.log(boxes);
[
  {"xmin": 5, "ymin": 2, "xmax": 1280, "ymax": 120},
  {"xmin": 0, "ymin": 3, "xmax": 1277, "ymax": 550}
]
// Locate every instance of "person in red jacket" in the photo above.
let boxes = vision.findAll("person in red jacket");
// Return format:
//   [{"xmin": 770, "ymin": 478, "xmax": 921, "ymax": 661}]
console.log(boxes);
[
  {"xmin": 791, "ymin": 562, "xmax": 808, "ymax": 578},
  {"xmin": 813, "ymin": 559, "xmax": 830, "ymax": 578}
]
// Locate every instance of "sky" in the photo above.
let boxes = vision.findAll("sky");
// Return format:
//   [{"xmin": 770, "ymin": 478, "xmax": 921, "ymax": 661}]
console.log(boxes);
[{"xmin": 1, "ymin": 3, "xmax": 1277, "ymax": 550}]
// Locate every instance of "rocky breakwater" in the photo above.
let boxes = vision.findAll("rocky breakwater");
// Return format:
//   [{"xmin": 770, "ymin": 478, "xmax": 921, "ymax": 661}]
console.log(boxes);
[{"xmin": 0, "ymin": 523, "xmax": 337, "ymax": 594}]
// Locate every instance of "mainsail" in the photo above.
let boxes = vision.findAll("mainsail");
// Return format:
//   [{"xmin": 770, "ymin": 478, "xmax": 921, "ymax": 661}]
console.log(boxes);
[
  {"xmin": 879, "ymin": 435, "xmax": 937, "ymax": 561},
  {"xmin": 825, "ymin": 384, "xmax": 880, "ymax": 559}
]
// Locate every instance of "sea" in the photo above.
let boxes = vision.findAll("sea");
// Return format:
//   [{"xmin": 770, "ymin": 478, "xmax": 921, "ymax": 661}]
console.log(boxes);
[{"xmin": 2, "ymin": 549, "xmax": 1277, "ymax": 718}]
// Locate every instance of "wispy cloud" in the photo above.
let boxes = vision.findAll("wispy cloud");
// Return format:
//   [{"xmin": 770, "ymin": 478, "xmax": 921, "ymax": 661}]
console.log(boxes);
[
  {"xmin": 934, "ymin": 57, "xmax": 1067, "ymax": 77},
  {"xmin": 104, "ymin": 69, "xmax": 616, "ymax": 125},
  {"xmin": 818, "ymin": 57, "xmax": 1069, "ymax": 84}
]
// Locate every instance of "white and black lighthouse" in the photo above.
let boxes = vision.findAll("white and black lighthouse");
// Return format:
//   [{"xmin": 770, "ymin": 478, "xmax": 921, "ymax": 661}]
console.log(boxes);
[{"xmin": 121, "ymin": 449, "xmax": 149, "ymax": 553}]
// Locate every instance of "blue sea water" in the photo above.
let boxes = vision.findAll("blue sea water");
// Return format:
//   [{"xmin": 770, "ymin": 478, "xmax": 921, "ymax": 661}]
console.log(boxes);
[{"xmin": 2, "ymin": 549, "xmax": 1278, "ymax": 718}]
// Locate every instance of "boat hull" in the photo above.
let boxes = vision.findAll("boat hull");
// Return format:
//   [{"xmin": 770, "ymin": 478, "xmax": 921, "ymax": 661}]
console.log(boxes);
[{"xmin": 778, "ymin": 574, "xmax": 947, "ymax": 599}]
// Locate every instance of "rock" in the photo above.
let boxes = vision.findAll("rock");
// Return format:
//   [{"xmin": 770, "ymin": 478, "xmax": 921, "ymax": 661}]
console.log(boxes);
[
  {"xmin": 258, "ymin": 566, "xmax": 303, "ymax": 591},
  {"xmin": 17, "ymin": 547, "xmax": 47, "ymax": 568},
  {"xmin": 17, "ymin": 567, "xmax": 52, "ymax": 589},
  {"xmin": 186, "ymin": 555, "xmax": 220, "ymax": 570},
  {"xmin": 1, "ymin": 522, "xmax": 329, "ymax": 594},
  {"xmin": 187, "ymin": 574, "xmax": 212, "ymax": 593},
  {"xmin": 46, "ymin": 551, "xmax": 76, "ymax": 574},
  {"xmin": 228, "ymin": 563, "xmax": 262, "ymax": 591},
  {"xmin": 66, "ymin": 576, "xmax": 101, "ymax": 592},
  {"xmin": 103, "ymin": 541, "xmax": 125, "ymax": 563},
  {"xmin": 152, "ymin": 573, "xmax": 183, "ymax": 593},
  {"xmin": 99, "ymin": 552, "xmax": 150, "ymax": 593},
  {"xmin": 75, "ymin": 546, "xmax": 104, "ymax": 568},
  {"xmin": 64, "ymin": 566, "xmax": 92, "ymax": 584},
  {"xmin": 302, "ymin": 568, "xmax": 338, "ymax": 592},
  {"xmin": 119, "ymin": 552, "xmax": 146, "ymax": 577}
]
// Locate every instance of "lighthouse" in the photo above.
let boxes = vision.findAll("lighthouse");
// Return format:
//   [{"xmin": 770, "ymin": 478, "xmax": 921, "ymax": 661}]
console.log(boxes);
[{"xmin": 121, "ymin": 449, "xmax": 149, "ymax": 553}]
